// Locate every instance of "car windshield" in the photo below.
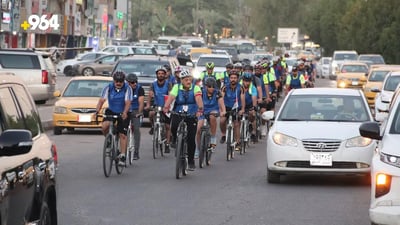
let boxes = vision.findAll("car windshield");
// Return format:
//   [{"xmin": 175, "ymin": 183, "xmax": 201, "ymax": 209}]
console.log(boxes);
[
  {"xmin": 341, "ymin": 65, "xmax": 368, "ymax": 73},
  {"xmin": 197, "ymin": 57, "xmax": 230, "ymax": 67},
  {"xmin": 278, "ymin": 95, "xmax": 370, "ymax": 122},
  {"xmin": 384, "ymin": 76, "xmax": 400, "ymax": 91},
  {"xmin": 334, "ymin": 53, "xmax": 358, "ymax": 61},
  {"xmin": 286, "ymin": 58, "xmax": 297, "ymax": 66},
  {"xmin": 63, "ymin": 80, "xmax": 110, "ymax": 97},
  {"xmin": 114, "ymin": 60, "xmax": 166, "ymax": 77},
  {"xmin": 254, "ymin": 54, "xmax": 272, "ymax": 61},
  {"xmin": 369, "ymin": 71, "xmax": 390, "ymax": 81},
  {"xmin": 359, "ymin": 55, "xmax": 385, "ymax": 64}
]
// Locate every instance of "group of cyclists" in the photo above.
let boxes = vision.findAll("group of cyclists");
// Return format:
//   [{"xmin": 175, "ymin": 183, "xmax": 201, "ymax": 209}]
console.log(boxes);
[{"xmin": 94, "ymin": 53, "xmax": 317, "ymax": 172}]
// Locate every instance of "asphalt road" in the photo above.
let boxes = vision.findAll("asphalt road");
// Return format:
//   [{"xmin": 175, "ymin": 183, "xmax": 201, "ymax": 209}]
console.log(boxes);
[{"xmin": 41, "ymin": 77, "xmax": 371, "ymax": 225}]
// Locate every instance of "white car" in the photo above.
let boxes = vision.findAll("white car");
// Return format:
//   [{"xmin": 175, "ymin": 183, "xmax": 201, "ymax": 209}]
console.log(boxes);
[
  {"xmin": 193, "ymin": 54, "xmax": 232, "ymax": 79},
  {"xmin": 264, "ymin": 88, "xmax": 375, "ymax": 183},
  {"xmin": 317, "ymin": 57, "xmax": 332, "ymax": 78},
  {"xmin": 56, "ymin": 52, "xmax": 109, "ymax": 76},
  {"xmin": 330, "ymin": 50, "xmax": 358, "ymax": 80},
  {"xmin": 359, "ymin": 90, "xmax": 400, "ymax": 225},
  {"xmin": 374, "ymin": 71, "xmax": 400, "ymax": 122}
]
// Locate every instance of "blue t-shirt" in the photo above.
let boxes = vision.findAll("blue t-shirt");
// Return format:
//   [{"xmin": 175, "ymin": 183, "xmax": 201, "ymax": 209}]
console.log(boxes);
[{"xmin": 101, "ymin": 82, "xmax": 133, "ymax": 113}]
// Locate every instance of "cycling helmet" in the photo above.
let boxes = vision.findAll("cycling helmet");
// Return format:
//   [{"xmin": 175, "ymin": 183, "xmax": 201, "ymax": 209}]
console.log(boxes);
[
  {"xmin": 174, "ymin": 66, "xmax": 182, "ymax": 73},
  {"xmin": 206, "ymin": 62, "xmax": 215, "ymax": 69},
  {"xmin": 113, "ymin": 70, "xmax": 126, "ymax": 82},
  {"xmin": 163, "ymin": 64, "xmax": 171, "ymax": 71},
  {"xmin": 126, "ymin": 73, "xmax": 138, "ymax": 83},
  {"xmin": 225, "ymin": 63, "xmax": 234, "ymax": 69},
  {"xmin": 179, "ymin": 70, "xmax": 192, "ymax": 79},
  {"xmin": 205, "ymin": 77, "xmax": 217, "ymax": 87},
  {"xmin": 284, "ymin": 53, "xmax": 289, "ymax": 58},
  {"xmin": 228, "ymin": 70, "xmax": 239, "ymax": 77},
  {"xmin": 155, "ymin": 66, "xmax": 167, "ymax": 73},
  {"xmin": 243, "ymin": 64, "xmax": 253, "ymax": 71},
  {"xmin": 242, "ymin": 72, "xmax": 252, "ymax": 81},
  {"xmin": 234, "ymin": 62, "xmax": 243, "ymax": 69}
]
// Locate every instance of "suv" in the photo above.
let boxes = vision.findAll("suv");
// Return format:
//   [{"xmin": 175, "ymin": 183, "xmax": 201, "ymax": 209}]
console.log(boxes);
[
  {"xmin": 109, "ymin": 55, "xmax": 180, "ymax": 111},
  {"xmin": 329, "ymin": 50, "xmax": 358, "ymax": 80},
  {"xmin": 0, "ymin": 73, "xmax": 58, "ymax": 224},
  {"xmin": 0, "ymin": 49, "xmax": 56, "ymax": 104}
]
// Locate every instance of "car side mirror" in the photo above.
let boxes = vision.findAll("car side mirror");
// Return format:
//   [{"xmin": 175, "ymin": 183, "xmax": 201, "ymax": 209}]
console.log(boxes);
[
  {"xmin": 359, "ymin": 122, "xmax": 382, "ymax": 140},
  {"xmin": 98, "ymin": 60, "xmax": 103, "ymax": 64},
  {"xmin": 0, "ymin": 130, "xmax": 33, "ymax": 156}
]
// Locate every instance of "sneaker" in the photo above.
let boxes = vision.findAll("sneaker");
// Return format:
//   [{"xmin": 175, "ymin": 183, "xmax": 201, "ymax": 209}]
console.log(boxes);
[
  {"xmin": 209, "ymin": 144, "xmax": 216, "ymax": 153},
  {"xmin": 149, "ymin": 127, "xmax": 154, "ymax": 135},
  {"xmin": 133, "ymin": 151, "xmax": 139, "ymax": 160},
  {"xmin": 165, "ymin": 144, "xmax": 170, "ymax": 153},
  {"xmin": 194, "ymin": 149, "xmax": 199, "ymax": 159},
  {"xmin": 118, "ymin": 154, "xmax": 126, "ymax": 166},
  {"xmin": 235, "ymin": 144, "xmax": 241, "ymax": 151},
  {"xmin": 188, "ymin": 163, "xmax": 196, "ymax": 171},
  {"xmin": 220, "ymin": 136, "xmax": 226, "ymax": 144}
]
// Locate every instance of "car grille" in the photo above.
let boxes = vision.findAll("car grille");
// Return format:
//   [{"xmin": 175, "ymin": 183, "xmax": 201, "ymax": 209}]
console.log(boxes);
[
  {"xmin": 71, "ymin": 108, "xmax": 97, "ymax": 113},
  {"xmin": 302, "ymin": 140, "xmax": 341, "ymax": 152},
  {"xmin": 286, "ymin": 161, "xmax": 357, "ymax": 169}
]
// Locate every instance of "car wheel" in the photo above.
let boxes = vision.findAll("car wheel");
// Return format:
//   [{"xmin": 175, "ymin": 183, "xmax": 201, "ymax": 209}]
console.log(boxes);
[
  {"xmin": 63, "ymin": 66, "xmax": 72, "ymax": 76},
  {"xmin": 82, "ymin": 67, "xmax": 95, "ymax": 76},
  {"xmin": 53, "ymin": 127, "xmax": 62, "ymax": 135},
  {"xmin": 267, "ymin": 169, "xmax": 280, "ymax": 183},
  {"xmin": 35, "ymin": 100, "xmax": 46, "ymax": 105},
  {"xmin": 39, "ymin": 201, "xmax": 52, "ymax": 225}
]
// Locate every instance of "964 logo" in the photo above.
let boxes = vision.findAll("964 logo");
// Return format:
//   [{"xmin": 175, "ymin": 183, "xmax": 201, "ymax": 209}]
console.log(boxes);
[{"xmin": 21, "ymin": 14, "xmax": 60, "ymax": 31}]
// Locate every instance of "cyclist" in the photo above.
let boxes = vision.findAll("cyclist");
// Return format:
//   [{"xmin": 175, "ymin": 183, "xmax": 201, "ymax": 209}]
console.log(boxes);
[
  {"xmin": 172, "ymin": 66, "xmax": 182, "ymax": 84},
  {"xmin": 197, "ymin": 62, "xmax": 223, "ymax": 88},
  {"xmin": 145, "ymin": 66, "xmax": 173, "ymax": 153},
  {"xmin": 163, "ymin": 70, "xmax": 204, "ymax": 171},
  {"xmin": 95, "ymin": 70, "xmax": 132, "ymax": 166},
  {"xmin": 164, "ymin": 64, "xmax": 175, "ymax": 84},
  {"xmin": 196, "ymin": 77, "xmax": 226, "ymax": 155},
  {"xmin": 126, "ymin": 73, "xmax": 144, "ymax": 160},
  {"xmin": 241, "ymin": 72, "xmax": 258, "ymax": 142},
  {"xmin": 285, "ymin": 65, "xmax": 305, "ymax": 94},
  {"xmin": 234, "ymin": 62, "xmax": 243, "ymax": 76},
  {"xmin": 258, "ymin": 62, "xmax": 276, "ymax": 137},
  {"xmin": 243, "ymin": 64, "xmax": 263, "ymax": 104},
  {"xmin": 221, "ymin": 63, "xmax": 234, "ymax": 87},
  {"xmin": 219, "ymin": 70, "xmax": 245, "ymax": 152}
]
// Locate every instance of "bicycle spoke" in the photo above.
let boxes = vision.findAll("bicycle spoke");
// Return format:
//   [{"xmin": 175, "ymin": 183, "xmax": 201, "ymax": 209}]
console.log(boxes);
[{"xmin": 103, "ymin": 135, "xmax": 113, "ymax": 177}]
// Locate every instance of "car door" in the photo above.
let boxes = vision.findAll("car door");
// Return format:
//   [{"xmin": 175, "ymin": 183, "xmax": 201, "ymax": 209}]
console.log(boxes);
[
  {"xmin": 0, "ymin": 85, "xmax": 36, "ymax": 225},
  {"xmin": 94, "ymin": 55, "xmax": 118, "ymax": 74}
]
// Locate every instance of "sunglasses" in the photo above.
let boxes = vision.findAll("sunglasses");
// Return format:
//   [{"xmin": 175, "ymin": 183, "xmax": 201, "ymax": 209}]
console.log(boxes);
[
  {"xmin": 114, "ymin": 80, "xmax": 124, "ymax": 83},
  {"xmin": 207, "ymin": 85, "xmax": 215, "ymax": 88},
  {"xmin": 129, "ymin": 81, "xmax": 137, "ymax": 84}
]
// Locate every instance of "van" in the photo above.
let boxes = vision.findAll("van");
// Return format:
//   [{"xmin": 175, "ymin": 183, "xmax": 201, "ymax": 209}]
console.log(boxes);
[{"xmin": 329, "ymin": 50, "xmax": 358, "ymax": 80}]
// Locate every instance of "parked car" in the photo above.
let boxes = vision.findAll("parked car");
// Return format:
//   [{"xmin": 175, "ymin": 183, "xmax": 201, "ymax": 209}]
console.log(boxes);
[
  {"xmin": 100, "ymin": 45, "xmax": 134, "ymax": 55},
  {"xmin": 131, "ymin": 46, "xmax": 158, "ymax": 55},
  {"xmin": 336, "ymin": 61, "xmax": 369, "ymax": 89},
  {"xmin": 71, "ymin": 54, "xmax": 125, "ymax": 76},
  {"xmin": 330, "ymin": 50, "xmax": 358, "ymax": 80},
  {"xmin": 374, "ymin": 71, "xmax": 400, "ymax": 122},
  {"xmin": 0, "ymin": 72, "xmax": 58, "ymax": 224},
  {"xmin": 363, "ymin": 65, "xmax": 400, "ymax": 107},
  {"xmin": 0, "ymin": 49, "xmax": 56, "ymax": 104},
  {"xmin": 263, "ymin": 88, "xmax": 375, "ymax": 183},
  {"xmin": 359, "ymin": 89, "xmax": 400, "ymax": 225},
  {"xmin": 52, "ymin": 76, "xmax": 112, "ymax": 135},
  {"xmin": 56, "ymin": 52, "xmax": 110, "ymax": 76}
]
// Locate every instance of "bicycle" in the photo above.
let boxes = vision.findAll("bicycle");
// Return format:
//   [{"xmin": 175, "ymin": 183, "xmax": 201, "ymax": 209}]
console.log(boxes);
[
  {"xmin": 126, "ymin": 113, "xmax": 143, "ymax": 165},
  {"xmin": 152, "ymin": 106, "xmax": 166, "ymax": 159},
  {"xmin": 226, "ymin": 110, "xmax": 237, "ymax": 161},
  {"xmin": 173, "ymin": 111, "xmax": 195, "ymax": 179},
  {"xmin": 240, "ymin": 111, "xmax": 251, "ymax": 154},
  {"xmin": 255, "ymin": 106, "xmax": 262, "ymax": 141},
  {"xmin": 198, "ymin": 113, "xmax": 217, "ymax": 168},
  {"xmin": 96, "ymin": 114, "xmax": 125, "ymax": 177}
]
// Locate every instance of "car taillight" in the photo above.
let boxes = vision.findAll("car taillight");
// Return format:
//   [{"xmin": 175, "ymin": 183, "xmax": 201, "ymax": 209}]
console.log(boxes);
[
  {"xmin": 51, "ymin": 144, "xmax": 58, "ymax": 166},
  {"xmin": 42, "ymin": 70, "xmax": 49, "ymax": 84},
  {"xmin": 375, "ymin": 173, "xmax": 391, "ymax": 198}
]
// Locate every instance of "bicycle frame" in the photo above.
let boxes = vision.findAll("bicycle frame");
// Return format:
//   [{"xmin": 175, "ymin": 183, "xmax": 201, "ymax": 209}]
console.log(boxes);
[
  {"xmin": 240, "ymin": 112, "xmax": 250, "ymax": 154},
  {"xmin": 226, "ymin": 111, "xmax": 236, "ymax": 161},
  {"xmin": 153, "ymin": 106, "xmax": 166, "ymax": 159}
]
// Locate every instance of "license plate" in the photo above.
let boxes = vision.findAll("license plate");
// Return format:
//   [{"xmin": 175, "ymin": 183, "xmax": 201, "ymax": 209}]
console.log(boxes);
[
  {"xmin": 310, "ymin": 153, "xmax": 332, "ymax": 166},
  {"xmin": 351, "ymin": 81, "xmax": 358, "ymax": 85},
  {"xmin": 78, "ymin": 115, "xmax": 91, "ymax": 122}
]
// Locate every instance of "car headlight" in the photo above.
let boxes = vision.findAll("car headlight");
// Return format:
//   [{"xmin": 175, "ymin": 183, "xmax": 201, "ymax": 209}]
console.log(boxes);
[
  {"xmin": 54, "ymin": 106, "xmax": 68, "ymax": 114},
  {"xmin": 380, "ymin": 152, "xmax": 400, "ymax": 168},
  {"xmin": 272, "ymin": 132, "xmax": 298, "ymax": 147},
  {"xmin": 338, "ymin": 81, "xmax": 346, "ymax": 88},
  {"xmin": 345, "ymin": 136, "xmax": 372, "ymax": 147}
]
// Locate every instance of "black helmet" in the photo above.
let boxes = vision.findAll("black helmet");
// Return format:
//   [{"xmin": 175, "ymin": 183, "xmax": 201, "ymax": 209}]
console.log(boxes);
[
  {"xmin": 228, "ymin": 70, "xmax": 239, "ymax": 77},
  {"xmin": 205, "ymin": 77, "xmax": 217, "ymax": 87},
  {"xmin": 126, "ymin": 73, "xmax": 138, "ymax": 83},
  {"xmin": 243, "ymin": 64, "xmax": 253, "ymax": 71},
  {"xmin": 113, "ymin": 70, "xmax": 125, "ymax": 82},
  {"xmin": 163, "ymin": 64, "xmax": 171, "ymax": 71},
  {"xmin": 225, "ymin": 63, "xmax": 234, "ymax": 69}
]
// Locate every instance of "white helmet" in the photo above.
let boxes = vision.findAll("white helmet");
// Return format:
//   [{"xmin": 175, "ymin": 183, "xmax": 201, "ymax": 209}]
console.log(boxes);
[
  {"xmin": 261, "ymin": 111, "xmax": 274, "ymax": 121},
  {"xmin": 179, "ymin": 70, "xmax": 191, "ymax": 78}
]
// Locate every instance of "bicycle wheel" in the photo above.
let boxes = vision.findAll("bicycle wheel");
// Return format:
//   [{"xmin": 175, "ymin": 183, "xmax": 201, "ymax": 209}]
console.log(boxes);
[
  {"xmin": 226, "ymin": 126, "xmax": 232, "ymax": 161},
  {"xmin": 159, "ymin": 125, "xmax": 164, "ymax": 157},
  {"xmin": 153, "ymin": 124, "xmax": 159, "ymax": 159},
  {"xmin": 102, "ymin": 134, "xmax": 113, "ymax": 177},
  {"xmin": 127, "ymin": 126, "xmax": 134, "ymax": 165},
  {"xmin": 199, "ymin": 130, "xmax": 207, "ymax": 168},
  {"xmin": 175, "ymin": 133, "xmax": 183, "ymax": 179},
  {"xmin": 240, "ymin": 122, "xmax": 246, "ymax": 155},
  {"xmin": 182, "ymin": 141, "xmax": 188, "ymax": 176},
  {"xmin": 205, "ymin": 133, "xmax": 212, "ymax": 166},
  {"xmin": 115, "ymin": 136, "xmax": 124, "ymax": 175}
]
